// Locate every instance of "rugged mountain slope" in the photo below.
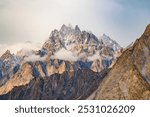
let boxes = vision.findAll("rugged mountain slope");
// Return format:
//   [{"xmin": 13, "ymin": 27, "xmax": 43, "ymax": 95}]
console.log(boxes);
[
  {"xmin": 0, "ymin": 50, "xmax": 21, "ymax": 86},
  {"xmin": 0, "ymin": 69, "xmax": 107, "ymax": 100},
  {"xmin": 100, "ymin": 34, "xmax": 121, "ymax": 51},
  {"xmin": 95, "ymin": 24, "xmax": 150, "ymax": 100},
  {"xmin": 42, "ymin": 24, "xmax": 122, "ymax": 72},
  {"xmin": 0, "ymin": 24, "xmax": 121, "ymax": 99}
]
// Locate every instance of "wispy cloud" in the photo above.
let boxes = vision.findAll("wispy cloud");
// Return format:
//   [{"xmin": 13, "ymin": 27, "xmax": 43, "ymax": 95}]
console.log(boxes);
[
  {"xmin": 0, "ymin": 42, "xmax": 41, "ymax": 56},
  {"xmin": 51, "ymin": 48, "xmax": 78, "ymax": 61},
  {"xmin": 24, "ymin": 54, "xmax": 45, "ymax": 62},
  {"xmin": 88, "ymin": 52, "xmax": 100, "ymax": 61}
]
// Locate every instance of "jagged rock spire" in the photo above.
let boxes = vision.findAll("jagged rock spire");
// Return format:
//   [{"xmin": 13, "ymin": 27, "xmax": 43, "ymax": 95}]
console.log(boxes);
[
  {"xmin": 75, "ymin": 25, "xmax": 81, "ymax": 33},
  {"xmin": 0, "ymin": 50, "xmax": 12, "ymax": 60}
]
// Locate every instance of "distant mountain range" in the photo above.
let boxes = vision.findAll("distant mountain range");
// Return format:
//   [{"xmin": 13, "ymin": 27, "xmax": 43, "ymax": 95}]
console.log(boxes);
[{"xmin": 0, "ymin": 24, "xmax": 149, "ymax": 100}]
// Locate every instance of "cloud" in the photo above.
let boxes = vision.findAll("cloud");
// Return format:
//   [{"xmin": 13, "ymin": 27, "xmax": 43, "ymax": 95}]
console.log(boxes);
[
  {"xmin": 0, "ymin": 0, "xmax": 127, "ymax": 46},
  {"xmin": 0, "ymin": 42, "xmax": 41, "ymax": 56},
  {"xmin": 0, "ymin": 0, "xmax": 150, "ymax": 48},
  {"xmin": 51, "ymin": 48, "xmax": 78, "ymax": 61},
  {"xmin": 88, "ymin": 52, "xmax": 100, "ymax": 61},
  {"xmin": 24, "ymin": 54, "xmax": 45, "ymax": 62}
]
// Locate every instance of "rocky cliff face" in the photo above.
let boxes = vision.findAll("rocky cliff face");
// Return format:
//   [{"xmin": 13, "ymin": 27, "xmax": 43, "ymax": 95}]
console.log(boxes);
[
  {"xmin": 0, "ymin": 24, "xmax": 121, "ymax": 100},
  {"xmin": 0, "ymin": 69, "xmax": 107, "ymax": 100},
  {"xmin": 95, "ymin": 24, "xmax": 150, "ymax": 100},
  {"xmin": 0, "ymin": 50, "xmax": 21, "ymax": 86}
]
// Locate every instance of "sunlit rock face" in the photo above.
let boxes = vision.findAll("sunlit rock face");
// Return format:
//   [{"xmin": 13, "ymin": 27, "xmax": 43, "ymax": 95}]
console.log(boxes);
[
  {"xmin": 0, "ymin": 69, "xmax": 108, "ymax": 100},
  {"xmin": 95, "ymin": 24, "xmax": 150, "ymax": 100}
]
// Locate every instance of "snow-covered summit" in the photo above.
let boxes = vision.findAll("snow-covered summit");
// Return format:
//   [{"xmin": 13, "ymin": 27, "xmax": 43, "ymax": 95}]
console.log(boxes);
[
  {"xmin": 0, "ymin": 24, "xmax": 122, "ymax": 86},
  {"xmin": 100, "ymin": 34, "xmax": 121, "ymax": 51}
]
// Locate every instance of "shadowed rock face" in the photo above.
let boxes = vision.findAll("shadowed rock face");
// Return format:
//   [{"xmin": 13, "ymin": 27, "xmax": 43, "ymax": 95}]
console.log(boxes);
[
  {"xmin": 95, "ymin": 24, "xmax": 150, "ymax": 100},
  {"xmin": 0, "ymin": 69, "xmax": 107, "ymax": 100}
]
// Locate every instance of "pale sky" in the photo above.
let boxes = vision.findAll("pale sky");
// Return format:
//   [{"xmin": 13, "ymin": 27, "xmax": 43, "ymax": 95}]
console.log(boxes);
[{"xmin": 0, "ymin": 0, "xmax": 150, "ymax": 54}]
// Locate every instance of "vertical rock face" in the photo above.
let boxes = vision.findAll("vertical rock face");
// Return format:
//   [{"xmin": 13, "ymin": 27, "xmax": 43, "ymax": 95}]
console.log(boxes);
[
  {"xmin": 95, "ymin": 24, "xmax": 150, "ymax": 100},
  {"xmin": 0, "ymin": 24, "xmax": 122, "ymax": 100}
]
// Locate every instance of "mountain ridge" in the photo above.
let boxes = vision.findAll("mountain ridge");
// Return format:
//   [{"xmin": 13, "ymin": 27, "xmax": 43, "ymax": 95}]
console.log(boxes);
[
  {"xmin": 0, "ymin": 24, "xmax": 121, "ymax": 99},
  {"xmin": 95, "ymin": 24, "xmax": 150, "ymax": 100}
]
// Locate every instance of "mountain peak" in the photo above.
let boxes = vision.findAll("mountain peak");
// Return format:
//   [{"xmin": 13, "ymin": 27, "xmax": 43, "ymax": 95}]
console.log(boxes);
[
  {"xmin": 102, "ymin": 33, "xmax": 107, "ymax": 37},
  {"xmin": 143, "ymin": 24, "xmax": 150, "ymax": 37},
  {"xmin": 100, "ymin": 34, "xmax": 121, "ymax": 51},
  {"xmin": 60, "ymin": 24, "xmax": 73, "ymax": 36},
  {"xmin": 0, "ymin": 50, "xmax": 12, "ymax": 60},
  {"xmin": 4, "ymin": 50, "xmax": 11, "ymax": 54},
  {"xmin": 60, "ymin": 24, "xmax": 67, "ymax": 30},
  {"xmin": 60, "ymin": 24, "xmax": 72, "ymax": 31},
  {"xmin": 0, "ymin": 24, "xmax": 123, "ymax": 100},
  {"xmin": 101, "ymin": 33, "xmax": 110, "ymax": 39},
  {"xmin": 95, "ymin": 23, "xmax": 150, "ymax": 100},
  {"xmin": 75, "ymin": 25, "xmax": 81, "ymax": 32}
]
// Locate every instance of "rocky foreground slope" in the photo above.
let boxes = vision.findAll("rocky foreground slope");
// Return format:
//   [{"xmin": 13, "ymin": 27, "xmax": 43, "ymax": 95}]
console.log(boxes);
[
  {"xmin": 95, "ymin": 24, "xmax": 150, "ymax": 100},
  {"xmin": 0, "ymin": 24, "xmax": 121, "ymax": 99}
]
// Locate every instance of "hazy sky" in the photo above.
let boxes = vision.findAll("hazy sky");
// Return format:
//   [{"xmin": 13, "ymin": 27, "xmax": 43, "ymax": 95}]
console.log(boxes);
[{"xmin": 0, "ymin": 0, "xmax": 150, "ymax": 54}]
